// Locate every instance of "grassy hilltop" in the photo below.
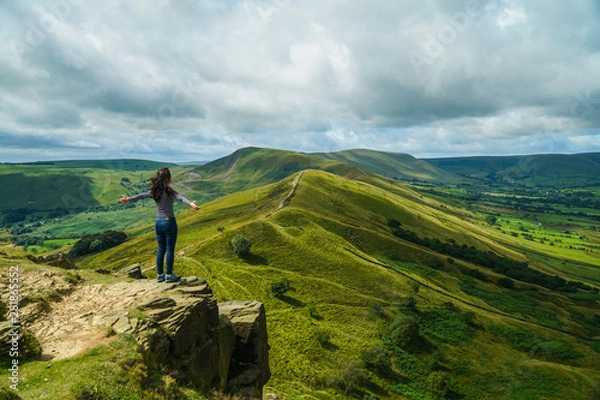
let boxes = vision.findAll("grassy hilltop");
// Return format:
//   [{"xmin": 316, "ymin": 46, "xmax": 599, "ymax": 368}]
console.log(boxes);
[
  {"xmin": 1, "ymin": 148, "xmax": 599, "ymax": 399},
  {"xmin": 183, "ymin": 147, "xmax": 366, "ymax": 196}
]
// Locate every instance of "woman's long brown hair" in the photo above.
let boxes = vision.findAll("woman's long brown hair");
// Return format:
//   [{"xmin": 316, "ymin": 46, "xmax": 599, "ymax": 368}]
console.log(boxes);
[{"xmin": 149, "ymin": 167, "xmax": 174, "ymax": 201}]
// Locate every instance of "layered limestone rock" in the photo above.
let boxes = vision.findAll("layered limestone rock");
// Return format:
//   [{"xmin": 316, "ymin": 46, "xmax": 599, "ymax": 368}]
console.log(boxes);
[
  {"xmin": 119, "ymin": 262, "xmax": 145, "ymax": 279},
  {"xmin": 34, "ymin": 275, "xmax": 272, "ymax": 398}
]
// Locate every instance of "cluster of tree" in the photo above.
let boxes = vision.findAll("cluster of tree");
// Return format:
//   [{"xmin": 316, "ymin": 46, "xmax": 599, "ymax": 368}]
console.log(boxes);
[
  {"xmin": 489, "ymin": 325, "xmax": 582, "ymax": 364},
  {"xmin": 47, "ymin": 208, "xmax": 72, "ymax": 218},
  {"xmin": 69, "ymin": 230, "xmax": 127, "ymax": 257},
  {"xmin": 2, "ymin": 207, "xmax": 74, "ymax": 227},
  {"xmin": 459, "ymin": 266, "xmax": 488, "ymax": 281},
  {"xmin": 270, "ymin": 279, "xmax": 290, "ymax": 299},
  {"xmin": 421, "ymin": 187, "xmax": 600, "ymax": 215},
  {"xmin": 12, "ymin": 236, "xmax": 45, "ymax": 247},
  {"xmin": 570, "ymin": 314, "xmax": 600, "ymax": 336},
  {"xmin": 321, "ymin": 298, "xmax": 481, "ymax": 398},
  {"xmin": 507, "ymin": 190, "xmax": 600, "ymax": 210},
  {"xmin": 483, "ymin": 190, "xmax": 599, "ymax": 216},
  {"xmin": 10, "ymin": 226, "xmax": 34, "ymax": 235},
  {"xmin": 231, "ymin": 233, "xmax": 252, "ymax": 257},
  {"xmin": 384, "ymin": 300, "xmax": 476, "ymax": 399},
  {"xmin": 2, "ymin": 207, "xmax": 43, "ymax": 225},
  {"xmin": 553, "ymin": 209, "xmax": 600, "ymax": 221},
  {"xmin": 3, "ymin": 213, "xmax": 27, "ymax": 224},
  {"xmin": 390, "ymin": 226, "xmax": 592, "ymax": 293}
]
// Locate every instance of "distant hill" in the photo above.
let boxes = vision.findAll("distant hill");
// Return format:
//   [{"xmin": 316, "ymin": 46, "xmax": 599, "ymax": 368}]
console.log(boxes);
[
  {"xmin": 4, "ymin": 148, "xmax": 599, "ymax": 224},
  {"xmin": 9, "ymin": 159, "xmax": 177, "ymax": 170},
  {"xmin": 314, "ymin": 148, "xmax": 464, "ymax": 184},
  {"xmin": 0, "ymin": 159, "xmax": 178, "ymax": 219},
  {"xmin": 176, "ymin": 160, "xmax": 211, "ymax": 166},
  {"xmin": 181, "ymin": 147, "xmax": 464, "ymax": 201},
  {"xmin": 579, "ymin": 152, "xmax": 600, "ymax": 164},
  {"xmin": 424, "ymin": 153, "xmax": 600, "ymax": 187},
  {"xmin": 0, "ymin": 148, "xmax": 368, "ymax": 223},
  {"xmin": 183, "ymin": 147, "xmax": 365, "ymax": 195}
]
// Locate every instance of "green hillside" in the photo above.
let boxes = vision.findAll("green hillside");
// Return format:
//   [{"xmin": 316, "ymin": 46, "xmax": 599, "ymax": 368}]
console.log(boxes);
[
  {"xmin": 183, "ymin": 147, "xmax": 365, "ymax": 197},
  {"xmin": 315, "ymin": 149, "xmax": 463, "ymax": 184},
  {"xmin": 424, "ymin": 153, "xmax": 600, "ymax": 187},
  {"xmin": 0, "ymin": 160, "xmax": 181, "ymax": 223},
  {"xmin": 77, "ymin": 169, "xmax": 600, "ymax": 399}
]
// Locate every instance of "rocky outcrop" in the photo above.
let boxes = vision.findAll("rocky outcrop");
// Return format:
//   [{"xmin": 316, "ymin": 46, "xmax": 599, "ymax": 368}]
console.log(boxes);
[
  {"xmin": 219, "ymin": 301, "xmax": 271, "ymax": 398},
  {"xmin": 103, "ymin": 277, "xmax": 270, "ymax": 398},
  {"xmin": 120, "ymin": 262, "xmax": 144, "ymax": 279},
  {"xmin": 18, "ymin": 268, "xmax": 271, "ymax": 398},
  {"xmin": 26, "ymin": 252, "xmax": 77, "ymax": 269}
]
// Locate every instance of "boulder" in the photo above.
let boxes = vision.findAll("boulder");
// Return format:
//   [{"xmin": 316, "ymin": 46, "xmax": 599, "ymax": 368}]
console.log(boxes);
[
  {"xmin": 120, "ymin": 263, "xmax": 144, "ymax": 279},
  {"xmin": 139, "ymin": 297, "xmax": 177, "ymax": 309}
]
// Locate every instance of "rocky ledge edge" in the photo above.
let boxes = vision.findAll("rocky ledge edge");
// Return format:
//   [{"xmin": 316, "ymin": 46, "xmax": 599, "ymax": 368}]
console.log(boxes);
[{"xmin": 1, "ymin": 272, "xmax": 270, "ymax": 399}]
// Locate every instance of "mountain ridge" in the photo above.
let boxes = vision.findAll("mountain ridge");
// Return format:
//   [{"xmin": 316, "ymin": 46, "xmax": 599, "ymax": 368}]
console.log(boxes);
[
  {"xmin": 424, "ymin": 152, "xmax": 600, "ymax": 186},
  {"xmin": 182, "ymin": 147, "xmax": 366, "ymax": 196},
  {"xmin": 314, "ymin": 148, "xmax": 464, "ymax": 183}
]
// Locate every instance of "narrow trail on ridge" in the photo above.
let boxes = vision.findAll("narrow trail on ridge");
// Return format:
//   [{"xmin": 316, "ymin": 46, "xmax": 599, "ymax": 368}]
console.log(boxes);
[{"xmin": 275, "ymin": 171, "xmax": 303, "ymax": 212}]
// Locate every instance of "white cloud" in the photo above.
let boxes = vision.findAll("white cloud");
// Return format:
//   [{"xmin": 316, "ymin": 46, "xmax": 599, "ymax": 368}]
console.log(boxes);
[
  {"xmin": 325, "ymin": 126, "xmax": 360, "ymax": 147},
  {"xmin": 437, "ymin": 107, "xmax": 582, "ymax": 139},
  {"xmin": 0, "ymin": 0, "xmax": 599, "ymax": 162},
  {"xmin": 497, "ymin": 6, "xmax": 527, "ymax": 30}
]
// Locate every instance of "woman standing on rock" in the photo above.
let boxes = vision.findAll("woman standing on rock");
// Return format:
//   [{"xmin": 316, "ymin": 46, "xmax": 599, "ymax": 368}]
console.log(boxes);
[{"xmin": 119, "ymin": 167, "xmax": 199, "ymax": 283}]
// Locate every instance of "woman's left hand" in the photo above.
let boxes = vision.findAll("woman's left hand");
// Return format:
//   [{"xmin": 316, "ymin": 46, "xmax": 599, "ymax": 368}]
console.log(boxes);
[{"xmin": 190, "ymin": 201, "xmax": 200, "ymax": 210}]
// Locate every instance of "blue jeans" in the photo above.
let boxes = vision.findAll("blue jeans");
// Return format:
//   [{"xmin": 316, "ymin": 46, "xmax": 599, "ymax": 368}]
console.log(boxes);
[{"xmin": 155, "ymin": 217, "xmax": 178, "ymax": 275}]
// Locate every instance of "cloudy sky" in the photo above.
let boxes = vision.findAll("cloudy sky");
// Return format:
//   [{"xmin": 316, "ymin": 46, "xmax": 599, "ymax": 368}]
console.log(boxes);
[{"xmin": 1, "ymin": 0, "xmax": 600, "ymax": 163}]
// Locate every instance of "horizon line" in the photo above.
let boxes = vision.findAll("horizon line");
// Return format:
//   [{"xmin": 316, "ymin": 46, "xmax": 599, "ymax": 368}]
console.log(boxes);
[{"xmin": 2, "ymin": 147, "xmax": 599, "ymax": 165}]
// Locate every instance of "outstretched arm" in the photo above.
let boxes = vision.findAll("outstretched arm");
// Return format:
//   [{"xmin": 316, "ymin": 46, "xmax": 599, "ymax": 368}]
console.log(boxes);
[
  {"xmin": 174, "ymin": 191, "xmax": 200, "ymax": 210},
  {"xmin": 120, "ymin": 191, "xmax": 151, "ymax": 204}
]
